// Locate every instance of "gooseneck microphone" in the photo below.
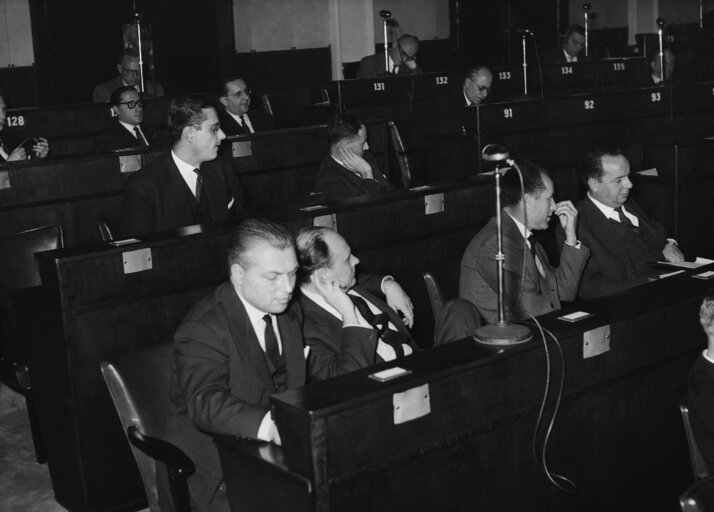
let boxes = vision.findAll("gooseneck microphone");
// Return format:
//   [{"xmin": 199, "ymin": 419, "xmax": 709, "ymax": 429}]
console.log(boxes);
[{"xmin": 379, "ymin": 10, "xmax": 392, "ymax": 19}]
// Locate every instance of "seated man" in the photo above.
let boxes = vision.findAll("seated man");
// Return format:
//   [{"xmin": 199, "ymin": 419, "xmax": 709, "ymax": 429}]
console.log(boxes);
[
  {"xmin": 650, "ymin": 48, "xmax": 676, "ymax": 85},
  {"xmin": 163, "ymin": 218, "xmax": 305, "ymax": 512},
  {"xmin": 576, "ymin": 148, "xmax": 684, "ymax": 300},
  {"xmin": 120, "ymin": 96, "xmax": 250, "ymax": 237},
  {"xmin": 95, "ymin": 86, "xmax": 153, "ymax": 153},
  {"xmin": 296, "ymin": 226, "xmax": 415, "ymax": 381},
  {"xmin": 460, "ymin": 162, "xmax": 589, "ymax": 323},
  {"xmin": 357, "ymin": 34, "xmax": 423, "ymax": 78},
  {"xmin": 312, "ymin": 113, "xmax": 394, "ymax": 201},
  {"xmin": 430, "ymin": 65, "xmax": 493, "ymax": 135},
  {"xmin": 217, "ymin": 74, "xmax": 274, "ymax": 136},
  {"xmin": 688, "ymin": 292, "xmax": 714, "ymax": 473},
  {"xmin": 542, "ymin": 25, "xmax": 587, "ymax": 63},
  {"xmin": 0, "ymin": 89, "xmax": 49, "ymax": 162},
  {"xmin": 93, "ymin": 48, "xmax": 164, "ymax": 103}
]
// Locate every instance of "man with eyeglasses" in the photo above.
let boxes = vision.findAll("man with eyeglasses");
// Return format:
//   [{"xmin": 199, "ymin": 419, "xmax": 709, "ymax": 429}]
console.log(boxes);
[
  {"xmin": 357, "ymin": 34, "xmax": 423, "ymax": 79},
  {"xmin": 217, "ymin": 75, "xmax": 274, "ymax": 136},
  {"xmin": 93, "ymin": 48, "xmax": 164, "ymax": 103},
  {"xmin": 95, "ymin": 86, "xmax": 154, "ymax": 153},
  {"xmin": 543, "ymin": 25, "xmax": 589, "ymax": 63}
]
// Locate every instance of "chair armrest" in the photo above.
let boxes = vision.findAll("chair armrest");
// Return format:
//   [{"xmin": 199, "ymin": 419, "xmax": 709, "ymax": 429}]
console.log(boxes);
[{"xmin": 127, "ymin": 425, "xmax": 195, "ymax": 478}]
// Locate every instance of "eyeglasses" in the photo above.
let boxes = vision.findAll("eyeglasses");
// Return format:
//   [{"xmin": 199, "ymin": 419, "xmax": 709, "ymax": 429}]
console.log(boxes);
[
  {"xmin": 468, "ymin": 77, "xmax": 492, "ymax": 93},
  {"xmin": 117, "ymin": 100, "xmax": 144, "ymax": 109},
  {"xmin": 225, "ymin": 89, "xmax": 251, "ymax": 98},
  {"xmin": 121, "ymin": 67, "xmax": 141, "ymax": 75}
]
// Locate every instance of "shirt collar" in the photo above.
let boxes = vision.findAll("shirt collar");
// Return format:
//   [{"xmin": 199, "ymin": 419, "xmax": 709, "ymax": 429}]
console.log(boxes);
[
  {"xmin": 234, "ymin": 284, "xmax": 274, "ymax": 334},
  {"xmin": 463, "ymin": 90, "xmax": 473, "ymax": 107},
  {"xmin": 563, "ymin": 48, "xmax": 577, "ymax": 62},
  {"xmin": 227, "ymin": 109, "xmax": 246, "ymax": 124},
  {"xmin": 587, "ymin": 192, "xmax": 638, "ymax": 226},
  {"xmin": 118, "ymin": 120, "xmax": 140, "ymax": 135},
  {"xmin": 505, "ymin": 211, "xmax": 531, "ymax": 240}
]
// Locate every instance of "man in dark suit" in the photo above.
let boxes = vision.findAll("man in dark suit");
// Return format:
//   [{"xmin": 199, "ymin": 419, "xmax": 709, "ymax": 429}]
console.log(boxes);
[
  {"xmin": 688, "ymin": 292, "xmax": 714, "ymax": 473},
  {"xmin": 120, "ymin": 96, "xmax": 250, "ymax": 237},
  {"xmin": 95, "ymin": 86, "xmax": 153, "ymax": 153},
  {"xmin": 217, "ymin": 75, "xmax": 274, "ymax": 136},
  {"xmin": 542, "ymin": 25, "xmax": 588, "ymax": 63},
  {"xmin": 93, "ymin": 48, "xmax": 164, "ymax": 103},
  {"xmin": 460, "ymin": 162, "xmax": 589, "ymax": 323},
  {"xmin": 430, "ymin": 65, "xmax": 493, "ymax": 135},
  {"xmin": 357, "ymin": 34, "xmax": 423, "ymax": 78},
  {"xmin": 296, "ymin": 226, "xmax": 416, "ymax": 381},
  {"xmin": 0, "ymin": 89, "xmax": 50, "ymax": 162},
  {"xmin": 575, "ymin": 148, "xmax": 684, "ymax": 300},
  {"xmin": 163, "ymin": 218, "xmax": 306, "ymax": 512},
  {"xmin": 312, "ymin": 113, "xmax": 394, "ymax": 201}
]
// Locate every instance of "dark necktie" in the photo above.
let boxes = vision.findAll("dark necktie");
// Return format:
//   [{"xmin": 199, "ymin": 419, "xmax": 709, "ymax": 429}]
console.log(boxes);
[
  {"xmin": 263, "ymin": 314, "xmax": 281, "ymax": 368},
  {"xmin": 527, "ymin": 234, "xmax": 545, "ymax": 278},
  {"xmin": 194, "ymin": 169, "xmax": 203, "ymax": 203},
  {"xmin": 239, "ymin": 114, "xmax": 253, "ymax": 133},
  {"xmin": 349, "ymin": 294, "xmax": 407, "ymax": 358},
  {"xmin": 614, "ymin": 207, "xmax": 637, "ymax": 230},
  {"xmin": 133, "ymin": 126, "xmax": 148, "ymax": 146}
]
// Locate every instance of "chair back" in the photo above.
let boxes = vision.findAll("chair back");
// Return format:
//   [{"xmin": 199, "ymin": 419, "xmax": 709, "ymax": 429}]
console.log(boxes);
[
  {"xmin": 98, "ymin": 220, "xmax": 118, "ymax": 242},
  {"xmin": 388, "ymin": 121, "xmax": 411, "ymax": 188},
  {"xmin": 423, "ymin": 262, "xmax": 462, "ymax": 321},
  {"xmin": 0, "ymin": 225, "xmax": 64, "ymax": 292},
  {"xmin": 682, "ymin": 401, "xmax": 712, "ymax": 481},
  {"xmin": 101, "ymin": 343, "xmax": 174, "ymax": 512}
]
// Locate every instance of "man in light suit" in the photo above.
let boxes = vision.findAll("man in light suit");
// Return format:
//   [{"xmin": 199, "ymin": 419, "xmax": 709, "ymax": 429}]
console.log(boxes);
[
  {"xmin": 357, "ymin": 34, "xmax": 423, "ymax": 78},
  {"xmin": 120, "ymin": 96, "xmax": 250, "ymax": 237},
  {"xmin": 460, "ymin": 162, "xmax": 589, "ymax": 323},
  {"xmin": 92, "ymin": 48, "xmax": 164, "ymax": 103},
  {"xmin": 296, "ymin": 226, "xmax": 416, "ymax": 381},
  {"xmin": 163, "ymin": 218, "xmax": 306, "ymax": 512},
  {"xmin": 575, "ymin": 148, "xmax": 684, "ymax": 300},
  {"xmin": 95, "ymin": 86, "xmax": 154, "ymax": 153},
  {"xmin": 217, "ymin": 75, "xmax": 274, "ymax": 136}
]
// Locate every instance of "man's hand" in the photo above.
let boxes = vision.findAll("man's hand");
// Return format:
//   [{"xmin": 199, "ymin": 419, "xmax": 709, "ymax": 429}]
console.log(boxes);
[
  {"xmin": 7, "ymin": 146, "xmax": 27, "ymax": 161},
  {"xmin": 662, "ymin": 242, "xmax": 685, "ymax": 263},
  {"xmin": 313, "ymin": 275, "xmax": 359, "ymax": 325},
  {"xmin": 337, "ymin": 146, "xmax": 373, "ymax": 179},
  {"xmin": 33, "ymin": 137, "xmax": 50, "ymax": 159},
  {"xmin": 383, "ymin": 278, "xmax": 414, "ymax": 328},
  {"xmin": 555, "ymin": 200, "xmax": 578, "ymax": 246}
]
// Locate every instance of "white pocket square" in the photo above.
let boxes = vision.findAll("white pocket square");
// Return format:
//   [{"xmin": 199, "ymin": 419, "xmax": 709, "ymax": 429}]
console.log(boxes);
[{"xmin": 227, "ymin": 197, "xmax": 235, "ymax": 209}]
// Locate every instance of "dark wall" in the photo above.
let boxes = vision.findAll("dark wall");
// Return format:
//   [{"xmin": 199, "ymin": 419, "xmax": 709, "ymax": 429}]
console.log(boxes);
[{"xmin": 27, "ymin": 0, "xmax": 234, "ymax": 105}]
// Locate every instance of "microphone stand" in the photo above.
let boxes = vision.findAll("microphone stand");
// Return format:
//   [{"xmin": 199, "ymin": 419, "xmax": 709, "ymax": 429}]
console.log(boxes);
[
  {"xmin": 473, "ymin": 145, "xmax": 533, "ymax": 346},
  {"xmin": 657, "ymin": 18, "xmax": 665, "ymax": 83},
  {"xmin": 381, "ymin": 13, "xmax": 391, "ymax": 74},
  {"xmin": 700, "ymin": 0, "xmax": 704, "ymax": 30},
  {"xmin": 583, "ymin": 4, "xmax": 591, "ymax": 58},
  {"xmin": 522, "ymin": 33, "xmax": 528, "ymax": 96},
  {"xmin": 134, "ymin": 11, "xmax": 145, "ymax": 93}
]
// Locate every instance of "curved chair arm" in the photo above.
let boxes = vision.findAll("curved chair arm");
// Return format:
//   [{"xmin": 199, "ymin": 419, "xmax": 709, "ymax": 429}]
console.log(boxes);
[
  {"xmin": 128, "ymin": 426, "xmax": 195, "ymax": 512},
  {"xmin": 680, "ymin": 475, "xmax": 714, "ymax": 512}
]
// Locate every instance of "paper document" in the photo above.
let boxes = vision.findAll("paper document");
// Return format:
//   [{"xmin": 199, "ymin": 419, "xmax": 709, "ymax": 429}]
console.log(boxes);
[{"xmin": 656, "ymin": 257, "xmax": 714, "ymax": 269}]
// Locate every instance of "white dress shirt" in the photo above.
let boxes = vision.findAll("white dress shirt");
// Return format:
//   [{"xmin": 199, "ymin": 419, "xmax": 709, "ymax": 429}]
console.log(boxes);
[
  {"xmin": 227, "ymin": 111, "xmax": 254, "ymax": 133},
  {"xmin": 587, "ymin": 192, "xmax": 640, "ymax": 226},
  {"xmin": 171, "ymin": 151, "xmax": 200, "ymax": 197}
]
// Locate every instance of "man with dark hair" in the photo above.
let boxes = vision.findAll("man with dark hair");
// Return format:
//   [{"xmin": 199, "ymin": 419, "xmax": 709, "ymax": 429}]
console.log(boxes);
[
  {"xmin": 688, "ymin": 291, "xmax": 714, "ymax": 474},
  {"xmin": 217, "ymin": 75, "xmax": 274, "ymax": 136},
  {"xmin": 0, "ymin": 89, "xmax": 49, "ymax": 162},
  {"xmin": 296, "ymin": 226, "xmax": 416, "ymax": 380},
  {"xmin": 460, "ymin": 162, "xmax": 589, "ymax": 323},
  {"xmin": 357, "ymin": 34, "xmax": 423, "ymax": 78},
  {"xmin": 95, "ymin": 85, "xmax": 153, "ymax": 153},
  {"xmin": 163, "ymin": 218, "xmax": 306, "ymax": 512},
  {"xmin": 575, "ymin": 148, "xmax": 683, "ymax": 300},
  {"xmin": 92, "ymin": 48, "xmax": 164, "ymax": 103},
  {"xmin": 312, "ymin": 113, "xmax": 394, "ymax": 200},
  {"xmin": 120, "ymin": 96, "xmax": 249, "ymax": 236},
  {"xmin": 543, "ymin": 24, "xmax": 587, "ymax": 63}
]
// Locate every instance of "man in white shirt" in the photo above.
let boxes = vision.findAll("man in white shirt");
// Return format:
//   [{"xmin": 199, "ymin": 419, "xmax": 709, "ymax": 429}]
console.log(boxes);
[
  {"xmin": 543, "ymin": 25, "xmax": 587, "ymax": 63},
  {"xmin": 296, "ymin": 226, "xmax": 416, "ymax": 381},
  {"xmin": 463, "ymin": 65, "xmax": 493, "ymax": 107},
  {"xmin": 357, "ymin": 34, "xmax": 423, "ymax": 78},
  {"xmin": 164, "ymin": 218, "xmax": 305, "ymax": 512},
  {"xmin": 92, "ymin": 48, "xmax": 164, "ymax": 103},
  {"xmin": 217, "ymin": 75, "xmax": 274, "ymax": 136},
  {"xmin": 95, "ymin": 86, "xmax": 152, "ymax": 152}
]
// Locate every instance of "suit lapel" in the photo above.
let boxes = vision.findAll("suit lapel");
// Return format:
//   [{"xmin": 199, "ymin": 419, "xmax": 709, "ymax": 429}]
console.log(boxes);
[
  {"xmin": 276, "ymin": 305, "xmax": 306, "ymax": 388},
  {"xmin": 218, "ymin": 283, "xmax": 275, "ymax": 391}
]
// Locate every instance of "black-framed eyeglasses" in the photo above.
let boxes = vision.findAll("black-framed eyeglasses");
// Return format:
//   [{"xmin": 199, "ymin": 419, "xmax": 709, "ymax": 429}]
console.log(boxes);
[
  {"xmin": 117, "ymin": 100, "xmax": 144, "ymax": 109},
  {"xmin": 468, "ymin": 77, "xmax": 492, "ymax": 93}
]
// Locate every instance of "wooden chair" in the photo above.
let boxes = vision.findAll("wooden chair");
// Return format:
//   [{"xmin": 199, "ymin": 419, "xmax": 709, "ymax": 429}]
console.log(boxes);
[
  {"xmin": 101, "ymin": 343, "xmax": 194, "ymax": 512},
  {"xmin": 0, "ymin": 224, "xmax": 64, "ymax": 463},
  {"xmin": 681, "ymin": 401, "xmax": 712, "ymax": 481}
]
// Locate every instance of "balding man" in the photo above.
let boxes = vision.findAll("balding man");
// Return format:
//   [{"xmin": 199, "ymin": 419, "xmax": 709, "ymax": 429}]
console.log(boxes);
[
  {"xmin": 93, "ymin": 48, "xmax": 164, "ymax": 103},
  {"xmin": 357, "ymin": 34, "xmax": 423, "ymax": 78},
  {"xmin": 217, "ymin": 75, "xmax": 274, "ymax": 136}
]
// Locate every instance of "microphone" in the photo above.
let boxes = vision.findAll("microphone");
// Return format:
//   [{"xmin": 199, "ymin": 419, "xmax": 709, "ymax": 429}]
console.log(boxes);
[
  {"xmin": 379, "ymin": 10, "xmax": 392, "ymax": 19},
  {"xmin": 482, "ymin": 144, "xmax": 510, "ymax": 163},
  {"xmin": 656, "ymin": 17, "xmax": 666, "ymax": 28},
  {"xmin": 507, "ymin": 28, "xmax": 532, "ymax": 35},
  {"xmin": 583, "ymin": 3, "xmax": 591, "ymax": 11}
]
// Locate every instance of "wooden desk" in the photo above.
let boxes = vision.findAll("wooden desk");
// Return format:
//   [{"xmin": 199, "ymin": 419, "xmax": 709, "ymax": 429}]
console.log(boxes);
[{"xmin": 217, "ymin": 267, "xmax": 709, "ymax": 511}]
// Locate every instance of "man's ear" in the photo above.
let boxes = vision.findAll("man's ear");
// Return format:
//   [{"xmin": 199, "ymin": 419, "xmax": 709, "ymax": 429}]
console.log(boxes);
[
  {"xmin": 229, "ymin": 262, "xmax": 244, "ymax": 289},
  {"xmin": 116, "ymin": 64, "xmax": 122, "ymax": 75},
  {"xmin": 111, "ymin": 105, "xmax": 119, "ymax": 117},
  {"xmin": 219, "ymin": 95, "xmax": 228, "ymax": 108},
  {"xmin": 588, "ymin": 177, "xmax": 599, "ymax": 193},
  {"xmin": 315, "ymin": 267, "xmax": 330, "ymax": 285},
  {"xmin": 182, "ymin": 125, "xmax": 194, "ymax": 143}
]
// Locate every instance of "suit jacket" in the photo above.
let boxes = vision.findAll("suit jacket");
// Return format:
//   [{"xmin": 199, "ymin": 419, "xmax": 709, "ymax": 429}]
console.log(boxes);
[
  {"xmin": 217, "ymin": 107, "xmax": 275, "ymax": 137},
  {"xmin": 688, "ymin": 353, "xmax": 714, "ymax": 473},
  {"xmin": 356, "ymin": 53, "xmax": 424, "ymax": 79},
  {"xmin": 541, "ymin": 46, "xmax": 592, "ymax": 64},
  {"xmin": 576, "ymin": 196, "xmax": 668, "ymax": 300},
  {"xmin": 92, "ymin": 76, "xmax": 165, "ymax": 103},
  {"xmin": 163, "ymin": 282, "xmax": 305, "ymax": 511},
  {"xmin": 94, "ymin": 121, "xmax": 153, "ymax": 153},
  {"xmin": 312, "ymin": 152, "xmax": 394, "ymax": 201},
  {"xmin": 299, "ymin": 279, "xmax": 414, "ymax": 381},
  {"xmin": 460, "ymin": 213, "xmax": 590, "ymax": 323},
  {"xmin": 120, "ymin": 152, "xmax": 250, "ymax": 237}
]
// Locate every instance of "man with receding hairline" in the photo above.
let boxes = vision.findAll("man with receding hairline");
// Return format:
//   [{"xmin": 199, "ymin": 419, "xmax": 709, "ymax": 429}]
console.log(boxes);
[
  {"xmin": 217, "ymin": 75, "xmax": 274, "ymax": 136},
  {"xmin": 93, "ymin": 48, "xmax": 164, "ymax": 103},
  {"xmin": 163, "ymin": 218, "xmax": 306, "ymax": 512},
  {"xmin": 357, "ymin": 34, "xmax": 423, "ymax": 78},
  {"xmin": 120, "ymin": 96, "xmax": 250, "ymax": 236}
]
